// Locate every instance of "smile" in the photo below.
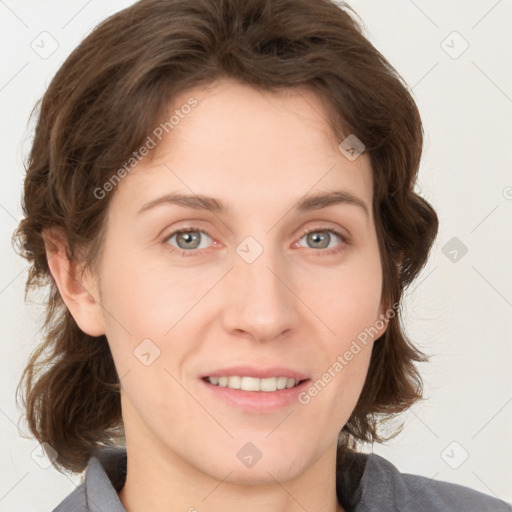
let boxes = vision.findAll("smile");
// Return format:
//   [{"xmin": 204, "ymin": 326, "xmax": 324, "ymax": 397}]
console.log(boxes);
[{"xmin": 204, "ymin": 375, "xmax": 305, "ymax": 392}]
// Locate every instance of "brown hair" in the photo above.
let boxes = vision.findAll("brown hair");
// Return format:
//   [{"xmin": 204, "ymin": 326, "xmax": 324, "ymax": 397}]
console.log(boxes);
[{"xmin": 13, "ymin": 0, "xmax": 438, "ymax": 474}]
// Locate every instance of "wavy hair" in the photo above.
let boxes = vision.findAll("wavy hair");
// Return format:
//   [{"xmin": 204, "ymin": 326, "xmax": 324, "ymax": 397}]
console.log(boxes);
[{"xmin": 13, "ymin": 0, "xmax": 438, "ymax": 474}]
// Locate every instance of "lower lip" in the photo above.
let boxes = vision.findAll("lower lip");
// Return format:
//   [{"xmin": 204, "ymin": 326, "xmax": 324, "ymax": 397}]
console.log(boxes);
[{"xmin": 199, "ymin": 378, "xmax": 311, "ymax": 413}]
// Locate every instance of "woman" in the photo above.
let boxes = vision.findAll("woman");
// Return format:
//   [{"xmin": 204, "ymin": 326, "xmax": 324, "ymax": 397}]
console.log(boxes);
[{"xmin": 13, "ymin": 0, "xmax": 510, "ymax": 511}]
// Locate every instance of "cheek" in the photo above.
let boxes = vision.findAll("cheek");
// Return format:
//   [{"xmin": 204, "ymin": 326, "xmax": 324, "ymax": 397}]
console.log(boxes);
[
  {"xmin": 294, "ymin": 260, "xmax": 382, "ymax": 416},
  {"xmin": 294, "ymin": 337, "xmax": 373, "ymax": 442},
  {"xmin": 97, "ymin": 247, "xmax": 223, "ymax": 384},
  {"xmin": 98, "ymin": 247, "xmax": 201, "ymax": 337},
  {"xmin": 311, "ymin": 256, "xmax": 383, "ymax": 344}
]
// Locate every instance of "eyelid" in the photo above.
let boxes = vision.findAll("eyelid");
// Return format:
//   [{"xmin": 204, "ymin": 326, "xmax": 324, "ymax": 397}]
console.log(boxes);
[
  {"xmin": 297, "ymin": 224, "xmax": 350, "ymax": 243},
  {"xmin": 162, "ymin": 226, "xmax": 216, "ymax": 254},
  {"xmin": 162, "ymin": 222, "xmax": 350, "ymax": 256}
]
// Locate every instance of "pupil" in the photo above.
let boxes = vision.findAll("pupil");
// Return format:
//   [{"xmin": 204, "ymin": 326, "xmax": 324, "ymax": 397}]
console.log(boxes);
[
  {"xmin": 309, "ymin": 232, "xmax": 328, "ymax": 249},
  {"xmin": 179, "ymin": 231, "xmax": 200, "ymax": 249}
]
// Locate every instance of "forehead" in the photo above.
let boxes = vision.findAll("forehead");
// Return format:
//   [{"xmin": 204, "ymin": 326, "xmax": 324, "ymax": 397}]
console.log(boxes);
[
  {"xmin": 113, "ymin": 78, "xmax": 373, "ymax": 216},
  {"xmin": 163, "ymin": 77, "xmax": 350, "ymax": 160}
]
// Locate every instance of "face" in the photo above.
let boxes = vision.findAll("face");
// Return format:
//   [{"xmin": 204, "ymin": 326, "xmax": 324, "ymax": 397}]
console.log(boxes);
[{"xmin": 89, "ymin": 78, "xmax": 387, "ymax": 483}]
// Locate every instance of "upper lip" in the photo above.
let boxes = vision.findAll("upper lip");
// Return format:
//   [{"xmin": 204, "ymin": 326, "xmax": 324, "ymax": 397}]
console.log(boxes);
[{"xmin": 200, "ymin": 365, "xmax": 310, "ymax": 381}]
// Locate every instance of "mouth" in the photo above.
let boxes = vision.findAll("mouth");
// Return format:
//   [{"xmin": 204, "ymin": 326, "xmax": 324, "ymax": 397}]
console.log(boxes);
[
  {"xmin": 201, "ymin": 375, "xmax": 308, "ymax": 392},
  {"xmin": 198, "ymin": 366, "xmax": 311, "ymax": 411},
  {"xmin": 199, "ymin": 375, "xmax": 311, "ymax": 412}
]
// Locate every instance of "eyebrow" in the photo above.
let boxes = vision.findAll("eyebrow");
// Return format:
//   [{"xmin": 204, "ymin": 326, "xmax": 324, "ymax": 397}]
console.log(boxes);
[{"xmin": 137, "ymin": 190, "xmax": 370, "ymax": 219}]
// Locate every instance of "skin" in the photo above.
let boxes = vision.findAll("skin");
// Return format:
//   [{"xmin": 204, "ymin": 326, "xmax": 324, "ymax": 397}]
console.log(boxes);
[{"xmin": 45, "ymin": 77, "xmax": 389, "ymax": 512}]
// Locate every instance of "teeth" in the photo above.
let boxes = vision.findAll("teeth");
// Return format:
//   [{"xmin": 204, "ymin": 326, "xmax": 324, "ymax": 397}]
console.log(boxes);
[
  {"xmin": 276, "ymin": 376, "xmax": 288, "ymax": 390},
  {"xmin": 206, "ymin": 376, "xmax": 300, "ymax": 392},
  {"xmin": 241, "ymin": 376, "xmax": 261, "ymax": 391},
  {"xmin": 227, "ymin": 376, "xmax": 241, "ymax": 389}
]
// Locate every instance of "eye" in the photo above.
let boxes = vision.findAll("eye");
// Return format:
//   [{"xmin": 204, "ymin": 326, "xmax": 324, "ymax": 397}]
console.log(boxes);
[
  {"xmin": 163, "ymin": 228, "xmax": 215, "ymax": 257},
  {"xmin": 162, "ymin": 226, "xmax": 348, "ymax": 257},
  {"xmin": 295, "ymin": 227, "xmax": 348, "ymax": 256}
]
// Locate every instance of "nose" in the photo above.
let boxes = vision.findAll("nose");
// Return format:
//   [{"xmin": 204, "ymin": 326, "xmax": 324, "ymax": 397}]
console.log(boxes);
[{"xmin": 221, "ymin": 237, "xmax": 300, "ymax": 343}]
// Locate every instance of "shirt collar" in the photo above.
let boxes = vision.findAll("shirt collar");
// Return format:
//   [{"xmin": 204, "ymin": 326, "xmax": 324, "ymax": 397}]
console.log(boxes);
[{"xmin": 84, "ymin": 447, "xmax": 127, "ymax": 512}]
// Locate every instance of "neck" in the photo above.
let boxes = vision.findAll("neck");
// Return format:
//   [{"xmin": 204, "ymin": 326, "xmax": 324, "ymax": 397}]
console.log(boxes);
[{"xmin": 118, "ymin": 436, "xmax": 344, "ymax": 512}]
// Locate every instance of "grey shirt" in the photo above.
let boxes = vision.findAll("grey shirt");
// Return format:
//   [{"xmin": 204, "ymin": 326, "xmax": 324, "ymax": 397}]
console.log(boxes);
[{"xmin": 51, "ymin": 446, "xmax": 511, "ymax": 511}]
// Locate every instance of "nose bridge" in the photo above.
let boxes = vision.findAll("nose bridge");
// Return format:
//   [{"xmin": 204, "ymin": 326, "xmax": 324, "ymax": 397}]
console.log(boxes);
[
  {"xmin": 223, "ymin": 233, "xmax": 298, "ymax": 340},
  {"xmin": 238, "ymin": 235, "xmax": 283, "ymax": 295}
]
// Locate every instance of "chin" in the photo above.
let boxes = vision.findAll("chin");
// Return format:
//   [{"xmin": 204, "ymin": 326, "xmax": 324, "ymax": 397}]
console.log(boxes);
[{"xmin": 198, "ymin": 448, "xmax": 309, "ymax": 485}]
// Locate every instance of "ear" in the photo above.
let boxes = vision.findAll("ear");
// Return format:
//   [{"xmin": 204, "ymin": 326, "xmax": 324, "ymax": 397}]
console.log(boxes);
[
  {"xmin": 43, "ymin": 227, "xmax": 106, "ymax": 337},
  {"xmin": 373, "ymin": 254, "xmax": 401, "ymax": 341},
  {"xmin": 374, "ymin": 294, "xmax": 396, "ymax": 342}
]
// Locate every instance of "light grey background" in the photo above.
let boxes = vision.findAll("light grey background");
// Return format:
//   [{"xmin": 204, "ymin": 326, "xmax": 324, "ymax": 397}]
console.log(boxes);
[{"xmin": 1, "ymin": 1, "xmax": 511, "ymax": 510}]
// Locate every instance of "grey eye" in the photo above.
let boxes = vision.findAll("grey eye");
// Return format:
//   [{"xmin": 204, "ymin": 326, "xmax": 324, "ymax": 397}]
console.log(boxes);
[
  {"xmin": 299, "ymin": 230, "xmax": 342, "ymax": 250},
  {"xmin": 167, "ymin": 230, "xmax": 212, "ymax": 251}
]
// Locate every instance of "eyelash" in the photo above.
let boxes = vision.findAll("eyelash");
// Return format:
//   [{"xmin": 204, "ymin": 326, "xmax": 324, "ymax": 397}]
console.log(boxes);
[{"xmin": 162, "ymin": 226, "xmax": 349, "ymax": 258}]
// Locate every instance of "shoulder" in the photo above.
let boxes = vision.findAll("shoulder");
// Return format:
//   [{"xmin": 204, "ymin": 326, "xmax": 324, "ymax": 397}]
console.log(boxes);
[
  {"xmin": 51, "ymin": 482, "xmax": 88, "ymax": 512},
  {"xmin": 50, "ymin": 447, "xmax": 127, "ymax": 512},
  {"xmin": 358, "ymin": 452, "xmax": 512, "ymax": 511},
  {"xmin": 400, "ymin": 471, "xmax": 511, "ymax": 511}
]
